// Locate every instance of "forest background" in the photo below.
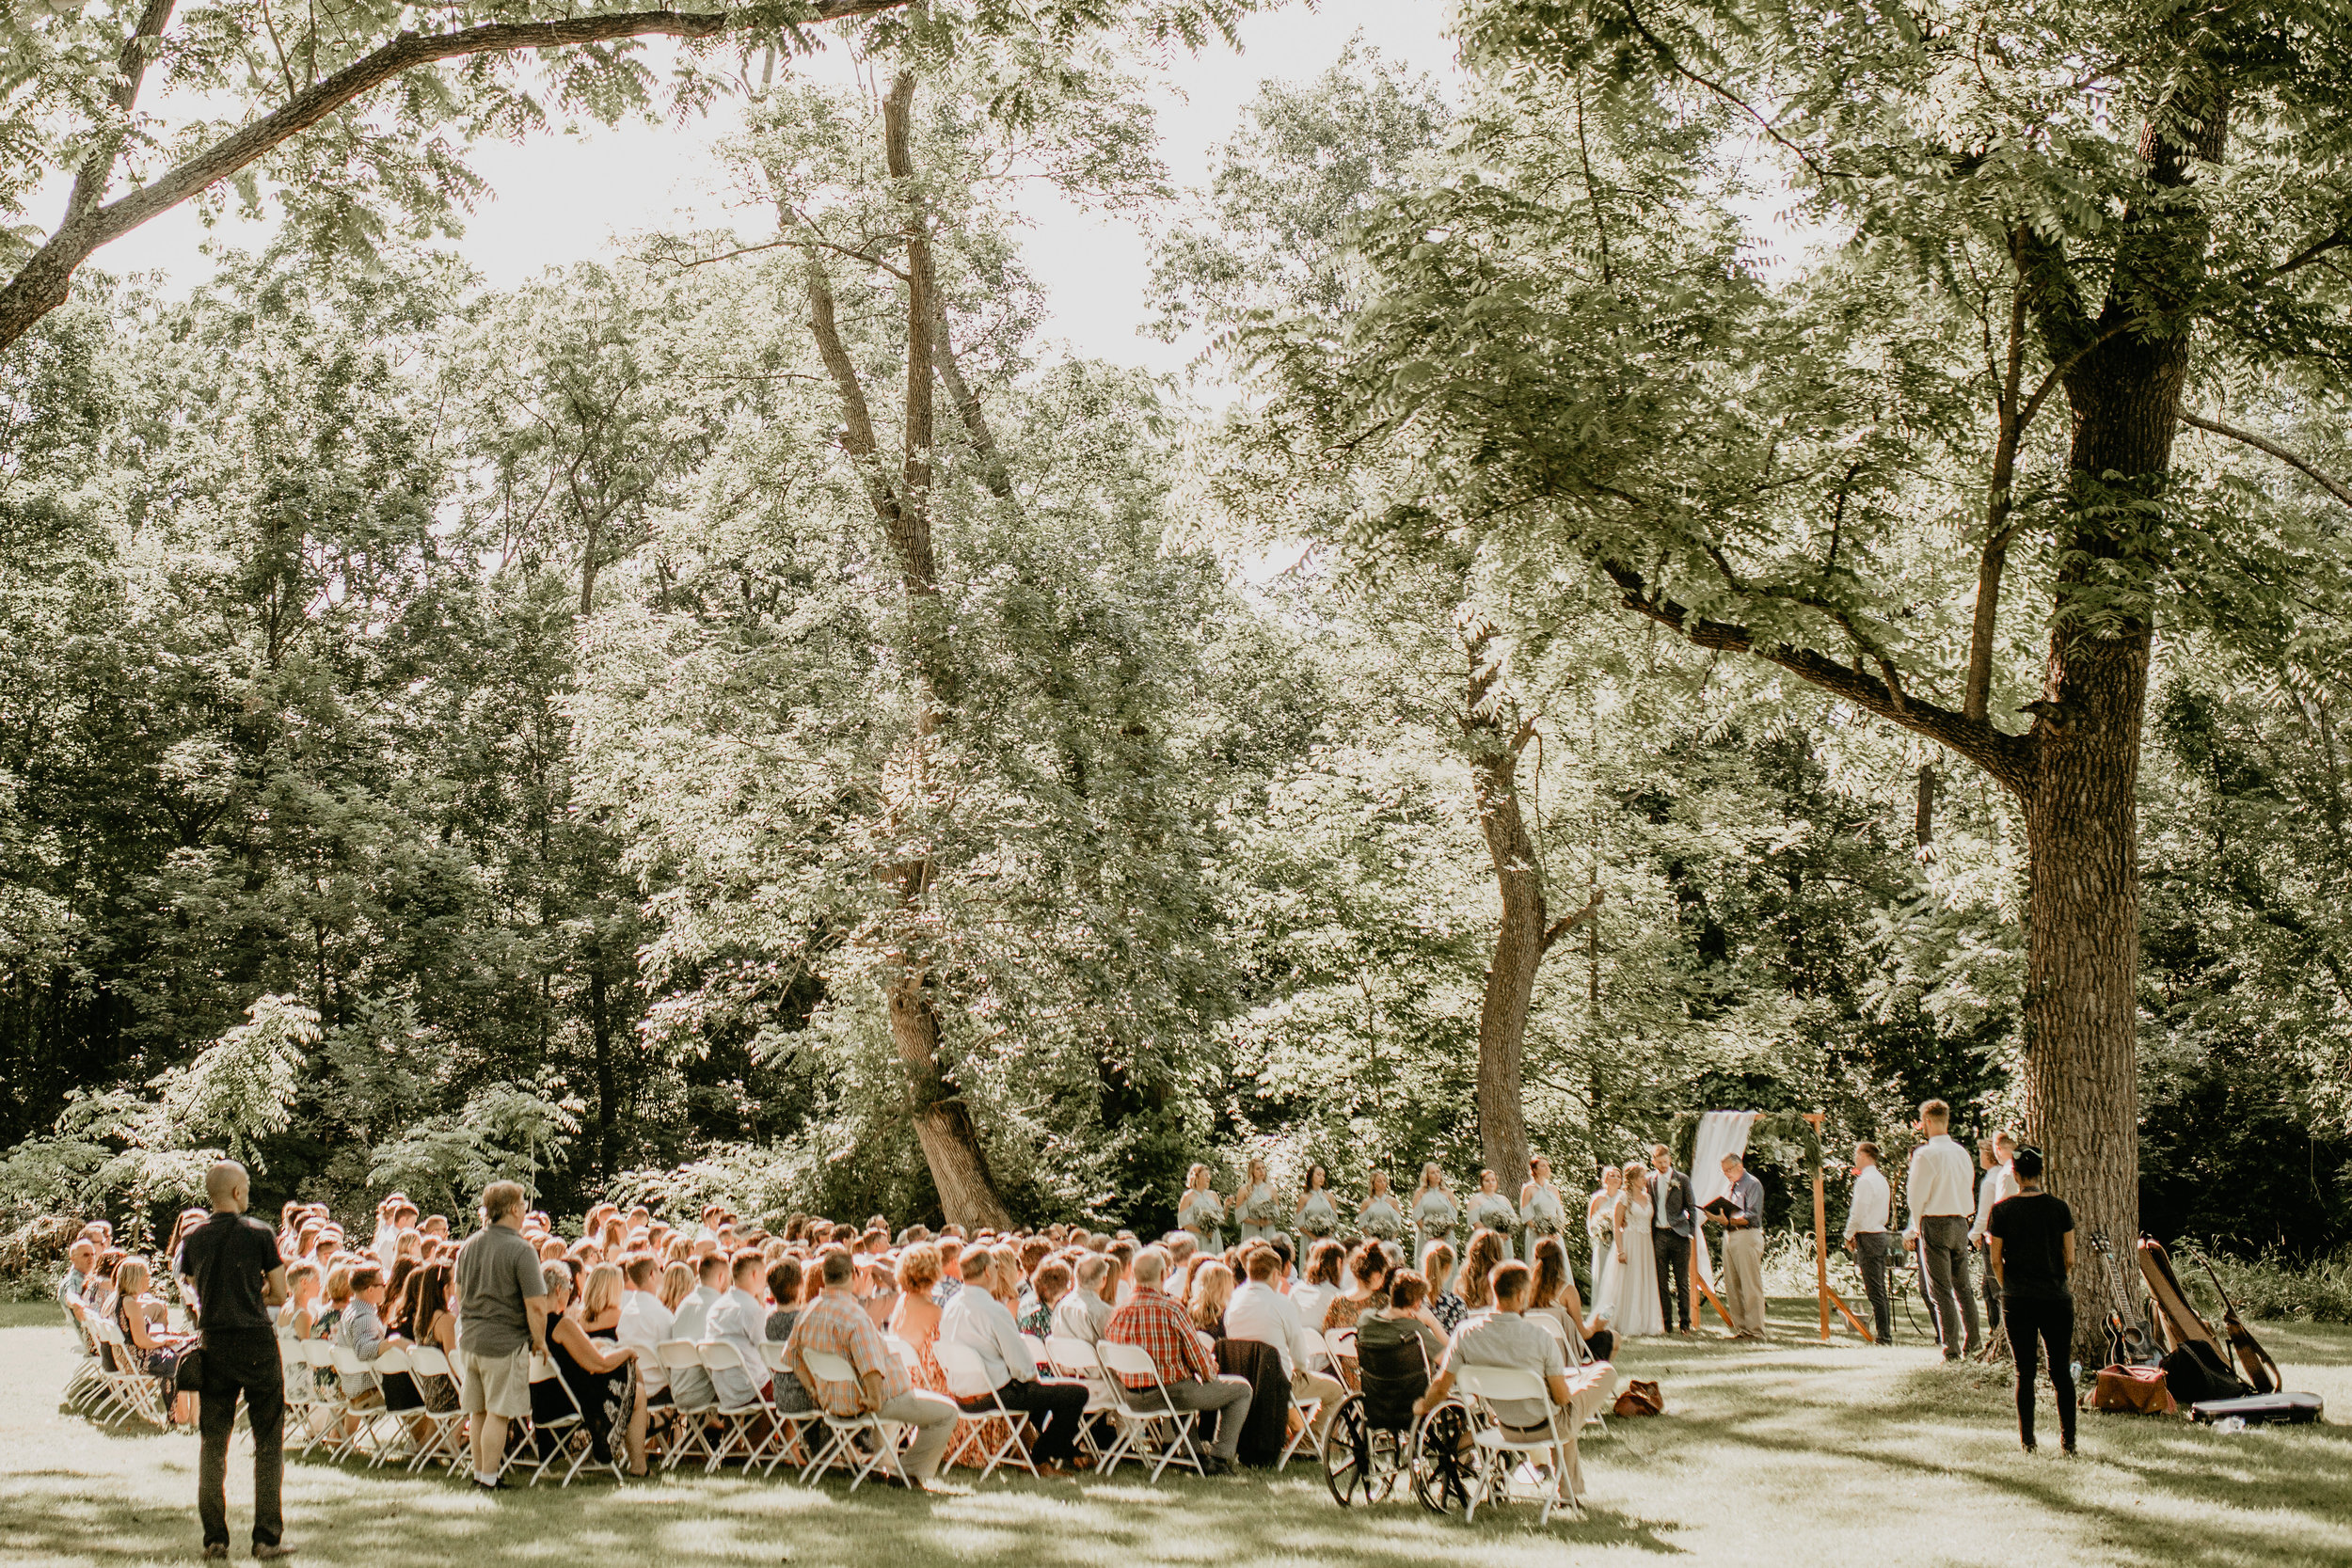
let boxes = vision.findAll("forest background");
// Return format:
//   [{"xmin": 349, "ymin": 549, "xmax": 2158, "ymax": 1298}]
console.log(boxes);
[{"xmin": 2, "ymin": 0, "xmax": 2348, "ymax": 1299}]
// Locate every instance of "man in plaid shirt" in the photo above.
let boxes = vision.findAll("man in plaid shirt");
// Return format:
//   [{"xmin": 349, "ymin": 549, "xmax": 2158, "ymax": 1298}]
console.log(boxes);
[
  {"xmin": 1103, "ymin": 1246, "xmax": 1254, "ymax": 1471},
  {"xmin": 784, "ymin": 1246, "xmax": 958, "ymax": 1487}
]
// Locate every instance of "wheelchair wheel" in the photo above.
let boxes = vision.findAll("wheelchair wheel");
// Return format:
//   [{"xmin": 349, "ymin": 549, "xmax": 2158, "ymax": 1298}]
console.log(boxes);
[
  {"xmin": 1323, "ymin": 1396, "xmax": 1372, "ymax": 1507},
  {"xmin": 1411, "ymin": 1402, "xmax": 1473, "ymax": 1516}
]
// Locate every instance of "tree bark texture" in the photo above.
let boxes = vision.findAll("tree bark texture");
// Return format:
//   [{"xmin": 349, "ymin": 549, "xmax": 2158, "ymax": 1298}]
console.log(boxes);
[
  {"xmin": 2012, "ymin": 84, "xmax": 2222, "ymax": 1362},
  {"xmin": 1461, "ymin": 626, "xmax": 1598, "ymax": 1194},
  {"xmin": 796, "ymin": 70, "xmax": 1010, "ymax": 1231}
]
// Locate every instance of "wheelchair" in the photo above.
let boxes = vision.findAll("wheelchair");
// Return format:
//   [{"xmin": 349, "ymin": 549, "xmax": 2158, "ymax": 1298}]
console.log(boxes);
[{"xmin": 1319, "ymin": 1335, "xmax": 1475, "ymax": 1513}]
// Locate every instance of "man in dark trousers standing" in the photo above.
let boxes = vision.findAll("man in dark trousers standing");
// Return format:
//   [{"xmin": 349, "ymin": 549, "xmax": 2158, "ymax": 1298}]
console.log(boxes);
[
  {"xmin": 1647, "ymin": 1143, "xmax": 1695, "ymax": 1333},
  {"xmin": 176, "ymin": 1159, "xmax": 293, "ymax": 1560}
]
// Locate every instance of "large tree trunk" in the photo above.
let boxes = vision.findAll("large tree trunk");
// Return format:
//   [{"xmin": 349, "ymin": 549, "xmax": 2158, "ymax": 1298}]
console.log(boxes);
[
  {"xmin": 2014, "ymin": 81, "xmax": 2220, "ymax": 1364},
  {"xmin": 888, "ymin": 972, "xmax": 1012, "ymax": 1229},
  {"xmin": 1461, "ymin": 626, "xmax": 1599, "ymax": 1193},
  {"xmin": 2020, "ymin": 625, "xmax": 2150, "ymax": 1364},
  {"xmin": 1471, "ymin": 741, "xmax": 1543, "ymax": 1194}
]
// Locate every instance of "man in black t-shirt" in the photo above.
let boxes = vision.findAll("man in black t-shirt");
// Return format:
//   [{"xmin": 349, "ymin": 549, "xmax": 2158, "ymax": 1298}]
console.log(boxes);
[
  {"xmin": 1985, "ymin": 1148, "xmax": 2076, "ymax": 1454},
  {"xmin": 176, "ymin": 1161, "xmax": 292, "ymax": 1560}
]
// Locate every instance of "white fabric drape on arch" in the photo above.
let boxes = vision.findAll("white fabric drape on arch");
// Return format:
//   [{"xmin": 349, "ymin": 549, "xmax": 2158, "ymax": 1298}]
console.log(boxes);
[{"xmin": 1687, "ymin": 1110, "xmax": 1757, "ymax": 1290}]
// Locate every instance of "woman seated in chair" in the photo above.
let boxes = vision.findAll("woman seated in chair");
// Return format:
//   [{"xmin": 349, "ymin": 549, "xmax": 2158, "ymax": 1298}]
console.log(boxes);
[
  {"xmin": 1526, "ymin": 1236, "xmax": 1613, "ymax": 1363},
  {"xmin": 112, "ymin": 1257, "xmax": 196, "ymax": 1423},
  {"xmin": 535, "ymin": 1264, "xmax": 650, "ymax": 1476}
]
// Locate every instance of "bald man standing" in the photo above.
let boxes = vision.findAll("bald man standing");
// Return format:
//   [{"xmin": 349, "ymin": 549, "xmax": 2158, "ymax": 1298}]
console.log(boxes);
[{"xmin": 176, "ymin": 1161, "xmax": 293, "ymax": 1560}]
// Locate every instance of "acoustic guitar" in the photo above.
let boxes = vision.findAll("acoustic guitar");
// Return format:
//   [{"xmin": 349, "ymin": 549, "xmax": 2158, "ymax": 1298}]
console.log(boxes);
[{"xmin": 2090, "ymin": 1232, "xmax": 2162, "ymax": 1368}]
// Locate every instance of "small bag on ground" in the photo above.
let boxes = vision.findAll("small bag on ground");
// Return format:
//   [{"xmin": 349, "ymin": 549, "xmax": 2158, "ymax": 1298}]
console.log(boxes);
[
  {"xmin": 2091, "ymin": 1363, "xmax": 2173, "ymax": 1415},
  {"xmin": 1612, "ymin": 1379, "xmax": 1663, "ymax": 1417}
]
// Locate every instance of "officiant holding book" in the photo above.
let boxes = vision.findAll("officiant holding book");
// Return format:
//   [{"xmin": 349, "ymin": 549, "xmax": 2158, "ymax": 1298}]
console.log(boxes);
[{"xmin": 1705, "ymin": 1154, "xmax": 1767, "ymax": 1338}]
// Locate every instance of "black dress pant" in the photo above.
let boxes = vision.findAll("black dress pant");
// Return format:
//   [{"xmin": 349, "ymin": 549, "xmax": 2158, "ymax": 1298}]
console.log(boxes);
[
  {"xmin": 197, "ymin": 1329, "xmax": 284, "ymax": 1549},
  {"xmin": 959, "ymin": 1376, "xmax": 1091, "ymax": 1465},
  {"xmin": 1854, "ymin": 1232, "xmax": 1895, "ymax": 1343},
  {"xmin": 1653, "ymin": 1229, "xmax": 1692, "ymax": 1330},
  {"xmin": 2002, "ymin": 1294, "xmax": 2076, "ymax": 1448}
]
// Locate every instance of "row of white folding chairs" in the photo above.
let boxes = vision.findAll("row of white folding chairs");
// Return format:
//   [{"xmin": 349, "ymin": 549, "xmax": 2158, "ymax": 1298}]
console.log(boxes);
[{"xmin": 59, "ymin": 1302, "xmax": 131, "ymax": 1422}]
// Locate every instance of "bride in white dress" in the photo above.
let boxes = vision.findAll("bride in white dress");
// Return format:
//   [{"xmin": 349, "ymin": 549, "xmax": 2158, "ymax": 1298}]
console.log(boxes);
[{"xmin": 1597, "ymin": 1160, "xmax": 1666, "ymax": 1338}]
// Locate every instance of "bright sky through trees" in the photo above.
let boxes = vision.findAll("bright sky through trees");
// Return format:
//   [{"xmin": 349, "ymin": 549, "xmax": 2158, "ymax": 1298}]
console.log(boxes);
[{"xmin": 38, "ymin": 1, "xmax": 1456, "ymax": 374}]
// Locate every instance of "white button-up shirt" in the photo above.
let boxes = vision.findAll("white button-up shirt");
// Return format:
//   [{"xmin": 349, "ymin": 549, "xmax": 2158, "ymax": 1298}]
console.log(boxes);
[
  {"xmin": 707, "ymin": 1286, "xmax": 769, "ymax": 1406},
  {"xmin": 939, "ymin": 1286, "xmax": 1036, "ymax": 1392},
  {"xmin": 1843, "ymin": 1164, "xmax": 1891, "ymax": 1239},
  {"xmin": 1224, "ymin": 1278, "xmax": 1311, "ymax": 1380},
  {"xmin": 669, "ymin": 1283, "xmax": 722, "ymax": 1342},
  {"xmin": 1906, "ymin": 1134, "xmax": 1976, "ymax": 1222},
  {"xmin": 1970, "ymin": 1162, "xmax": 2019, "ymax": 1243},
  {"xmin": 617, "ymin": 1288, "xmax": 675, "ymax": 1394}
]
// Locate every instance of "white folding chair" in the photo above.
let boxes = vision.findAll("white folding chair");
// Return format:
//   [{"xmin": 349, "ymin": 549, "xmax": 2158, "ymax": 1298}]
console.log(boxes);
[
  {"xmin": 1540, "ymin": 1313, "xmax": 1612, "ymax": 1437},
  {"xmin": 696, "ymin": 1341, "xmax": 777, "ymax": 1474},
  {"xmin": 655, "ymin": 1340, "xmax": 719, "ymax": 1471},
  {"xmin": 92, "ymin": 1319, "xmax": 167, "ymax": 1428},
  {"xmin": 1021, "ymin": 1333, "xmax": 1051, "ymax": 1371},
  {"xmin": 1279, "ymin": 1329, "xmax": 1334, "ymax": 1469},
  {"xmin": 300, "ymin": 1340, "xmax": 360, "ymax": 1457},
  {"xmin": 60, "ymin": 1302, "xmax": 109, "ymax": 1415},
  {"xmin": 367, "ymin": 1346, "xmax": 421, "ymax": 1469},
  {"xmin": 1091, "ymin": 1340, "xmax": 1205, "ymax": 1482},
  {"xmin": 276, "ymin": 1338, "xmax": 325, "ymax": 1455},
  {"xmin": 401, "ymin": 1346, "xmax": 471, "ymax": 1472},
  {"xmin": 757, "ymin": 1341, "xmax": 822, "ymax": 1476},
  {"xmin": 1042, "ymin": 1335, "xmax": 1119, "ymax": 1463},
  {"xmin": 521, "ymin": 1353, "xmax": 618, "ymax": 1487},
  {"xmin": 933, "ymin": 1340, "xmax": 1038, "ymax": 1482},
  {"xmin": 326, "ymin": 1342, "xmax": 397, "ymax": 1465},
  {"xmin": 797, "ymin": 1348, "xmax": 911, "ymax": 1491},
  {"xmin": 1454, "ymin": 1364, "xmax": 1582, "ymax": 1524}
]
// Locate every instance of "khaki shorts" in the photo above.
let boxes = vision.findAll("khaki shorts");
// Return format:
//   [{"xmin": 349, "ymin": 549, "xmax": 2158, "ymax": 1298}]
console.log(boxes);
[{"xmin": 460, "ymin": 1349, "xmax": 532, "ymax": 1419}]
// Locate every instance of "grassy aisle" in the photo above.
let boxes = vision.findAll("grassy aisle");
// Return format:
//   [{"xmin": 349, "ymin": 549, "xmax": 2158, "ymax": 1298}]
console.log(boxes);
[{"xmin": 4, "ymin": 1299, "xmax": 2346, "ymax": 1568}]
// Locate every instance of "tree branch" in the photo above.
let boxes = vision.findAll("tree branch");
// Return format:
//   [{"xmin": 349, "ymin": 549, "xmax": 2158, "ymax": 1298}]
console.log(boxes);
[
  {"xmin": 1598, "ymin": 558, "xmax": 2037, "ymax": 795},
  {"xmin": 0, "ymin": 2, "xmax": 907, "ymax": 353},
  {"xmin": 63, "ymin": 0, "xmax": 179, "ymax": 225},
  {"xmin": 803, "ymin": 257, "xmax": 903, "ymax": 531},
  {"xmin": 882, "ymin": 69, "xmax": 937, "ymax": 592},
  {"xmin": 932, "ymin": 298, "xmax": 1012, "ymax": 500},
  {"xmin": 2181, "ymin": 412, "xmax": 2352, "ymax": 512},
  {"xmin": 1537, "ymin": 888, "xmax": 1604, "ymax": 956}
]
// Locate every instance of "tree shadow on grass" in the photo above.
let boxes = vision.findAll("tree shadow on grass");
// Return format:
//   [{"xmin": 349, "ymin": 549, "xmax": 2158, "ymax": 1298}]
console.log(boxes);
[{"xmin": 0, "ymin": 1434, "xmax": 1691, "ymax": 1568}]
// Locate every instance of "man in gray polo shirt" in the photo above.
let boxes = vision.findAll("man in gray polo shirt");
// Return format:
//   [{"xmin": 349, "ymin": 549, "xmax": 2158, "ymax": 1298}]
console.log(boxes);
[
  {"xmin": 1416, "ymin": 1259, "xmax": 1574, "ymax": 1433},
  {"xmin": 454, "ymin": 1180, "xmax": 549, "ymax": 1489}
]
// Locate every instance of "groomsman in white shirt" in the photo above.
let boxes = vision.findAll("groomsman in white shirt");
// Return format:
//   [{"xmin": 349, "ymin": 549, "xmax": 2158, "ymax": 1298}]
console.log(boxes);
[
  {"xmin": 1840, "ymin": 1142, "xmax": 1894, "ymax": 1345},
  {"xmin": 1968, "ymin": 1132, "xmax": 2019, "ymax": 1345},
  {"xmin": 1904, "ymin": 1100, "xmax": 1981, "ymax": 1360}
]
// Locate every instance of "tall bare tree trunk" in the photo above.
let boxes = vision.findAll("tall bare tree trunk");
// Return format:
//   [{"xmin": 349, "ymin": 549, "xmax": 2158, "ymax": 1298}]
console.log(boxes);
[
  {"xmin": 794, "ymin": 70, "xmax": 1011, "ymax": 1229},
  {"xmin": 1462, "ymin": 626, "xmax": 1599, "ymax": 1192}
]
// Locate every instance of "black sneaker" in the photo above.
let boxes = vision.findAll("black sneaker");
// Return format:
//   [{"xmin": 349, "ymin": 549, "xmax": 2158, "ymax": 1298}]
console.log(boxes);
[
  {"xmin": 253, "ymin": 1546, "xmax": 296, "ymax": 1561},
  {"xmin": 202, "ymin": 1547, "xmax": 229, "ymax": 1561},
  {"xmin": 472, "ymin": 1476, "xmax": 511, "ymax": 1492}
]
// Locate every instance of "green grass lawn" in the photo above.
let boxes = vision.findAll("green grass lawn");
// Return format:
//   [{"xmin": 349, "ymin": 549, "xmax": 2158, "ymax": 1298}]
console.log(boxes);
[{"xmin": 4, "ymin": 1298, "xmax": 2346, "ymax": 1567}]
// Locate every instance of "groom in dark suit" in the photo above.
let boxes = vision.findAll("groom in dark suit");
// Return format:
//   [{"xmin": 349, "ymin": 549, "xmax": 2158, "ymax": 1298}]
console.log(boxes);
[{"xmin": 1649, "ymin": 1144, "xmax": 1696, "ymax": 1333}]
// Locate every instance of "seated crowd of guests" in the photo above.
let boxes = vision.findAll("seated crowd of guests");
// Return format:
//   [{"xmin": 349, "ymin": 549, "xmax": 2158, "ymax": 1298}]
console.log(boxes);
[{"xmin": 59, "ymin": 1189, "xmax": 1616, "ymax": 1487}]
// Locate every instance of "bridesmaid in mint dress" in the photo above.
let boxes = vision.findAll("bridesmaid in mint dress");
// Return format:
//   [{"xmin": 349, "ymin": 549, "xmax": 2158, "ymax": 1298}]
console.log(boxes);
[
  {"xmin": 1178, "ymin": 1163, "xmax": 1226, "ymax": 1252},
  {"xmin": 1411, "ymin": 1164, "xmax": 1459, "ymax": 1267},
  {"xmin": 1467, "ymin": 1168, "xmax": 1520, "ymax": 1261},
  {"xmin": 1295, "ymin": 1164, "xmax": 1341, "ymax": 1244},
  {"xmin": 1520, "ymin": 1153, "xmax": 1569, "ymax": 1263},
  {"xmin": 1232, "ymin": 1158, "xmax": 1281, "ymax": 1243}
]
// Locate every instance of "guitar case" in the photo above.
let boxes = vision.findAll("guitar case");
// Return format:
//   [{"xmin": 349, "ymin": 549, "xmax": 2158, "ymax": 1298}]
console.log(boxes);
[{"xmin": 2188, "ymin": 1391, "xmax": 2325, "ymax": 1426}]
